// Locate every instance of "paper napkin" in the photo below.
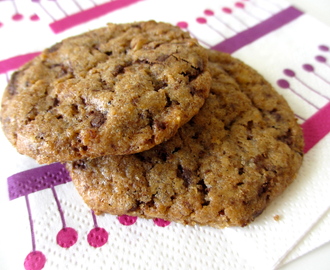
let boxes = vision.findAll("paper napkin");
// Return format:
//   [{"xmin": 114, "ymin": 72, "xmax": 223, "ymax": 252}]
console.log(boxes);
[{"xmin": 0, "ymin": 1, "xmax": 329, "ymax": 269}]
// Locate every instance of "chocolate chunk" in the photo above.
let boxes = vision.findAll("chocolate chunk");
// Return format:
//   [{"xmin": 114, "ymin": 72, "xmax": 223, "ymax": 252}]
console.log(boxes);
[
  {"xmin": 197, "ymin": 179, "xmax": 209, "ymax": 194},
  {"xmin": 253, "ymin": 154, "xmax": 267, "ymax": 171},
  {"xmin": 153, "ymin": 80, "xmax": 168, "ymax": 91},
  {"xmin": 177, "ymin": 165, "xmax": 193, "ymax": 187},
  {"xmin": 270, "ymin": 109, "xmax": 282, "ymax": 121},
  {"xmin": 72, "ymin": 160, "xmax": 86, "ymax": 170},
  {"xmin": 7, "ymin": 71, "xmax": 20, "ymax": 95},
  {"xmin": 156, "ymin": 54, "xmax": 170, "ymax": 62},
  {"xmin": 47, "ymin": 42, "xmax": 62, "ymax": 53},
  {"xmin": 112, "ymin": 65, "xmax": 125, "ymax": 76},
  {"xmin": 90, "ymin": 111, "xmax": 106, "ymax": 128},
  {"xmin": 258, "ymin": 181, "xmax": 270, "ymax": 197},
  {"xmin": 155, "ymin": 147, "xmax": 168, "ymax": 162},
  {"xmin": 155, "ymin": 120, "xmax": 167, "ymax": 130},
  {"xmin": 277, "ymin": 129, "xmax": 293, "ymax": 146},
  {"xmin": 238, "ymin": 168, "xmax": 245, "ymax": 175}
]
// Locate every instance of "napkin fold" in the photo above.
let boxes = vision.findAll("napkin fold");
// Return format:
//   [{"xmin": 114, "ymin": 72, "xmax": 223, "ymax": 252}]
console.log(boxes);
[{"xmin": 1, "ymin": 0, "xmax": 329, "ymax": 269}]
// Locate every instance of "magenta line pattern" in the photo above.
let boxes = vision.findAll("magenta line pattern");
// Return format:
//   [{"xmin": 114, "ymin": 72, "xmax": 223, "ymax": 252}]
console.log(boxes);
[
  {"xmin": 25, "ymin": 195, "xmax": 36, "ymax": 252},
  {"xmin": 24, "ymin": 195, "xmax": 47, "ymax": 270},
  {"xmin": 212, "ymin": 6, "xmax": 303, "ymax": 54},
  {"xmin": 51, "ymin": 185, "xmax": 78, "ymax": 248},
  {"xmin": 277, "ymin": 79, "xmax": 321, "ymax": 110},
  {"xmin": 282, "ymin": 68, "xmax": 330, "ymax": 101},
  {"xmin": 88, "ymin": 210, "xmax": 109, "ymax": 247},
  {"xmin": 49, "ymin": 0, "xmax": 142, "ymax": 33},
  {"xmin": 51, "ymin": 186, "xmax": 66, "ymax": 228},
  {"xmin": 0, "ymin": 52, "xmax": 40, "ymax": 74}
]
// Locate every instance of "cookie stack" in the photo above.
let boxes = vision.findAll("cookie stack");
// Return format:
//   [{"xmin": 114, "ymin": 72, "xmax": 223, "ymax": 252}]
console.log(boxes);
[{"xmin": 0, "ymin": 21, "xmax": 304, "ymax": 228}]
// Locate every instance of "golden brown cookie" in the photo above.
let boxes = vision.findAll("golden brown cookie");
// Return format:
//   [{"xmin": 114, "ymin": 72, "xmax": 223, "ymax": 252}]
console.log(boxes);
[
  {"xmin": 0, "ymin": 21, "xmax": 211, "ymax": 164},
  {"xmin": 66, "ymin": 50, "xmax": 304, "ymax": 228}
]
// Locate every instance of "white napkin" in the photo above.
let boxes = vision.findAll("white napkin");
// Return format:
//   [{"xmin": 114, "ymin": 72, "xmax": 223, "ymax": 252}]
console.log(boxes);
[{"xmin": 1, "ymin": 1, "xmax": 330, "ymax": 269}]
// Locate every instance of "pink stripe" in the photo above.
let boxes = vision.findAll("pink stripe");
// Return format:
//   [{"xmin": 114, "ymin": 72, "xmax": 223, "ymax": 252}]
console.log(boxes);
[
  {"xmin": 8, "ymin": 163, "xmax": 71, "ymax": 200},
  {"xmin": 0, "ymin": 52, "xmax": 40, "ymax": 74},
  {"xmin": 50, "ymin": 0, "xmax": 142, "ymax": 34},
  {"xmin": 212, "ymin": 6, "xmax": 303, "ymax": 54},
  {"xmin": 301, "ymin": 102, "xmax": 330, "ymax": 153}
]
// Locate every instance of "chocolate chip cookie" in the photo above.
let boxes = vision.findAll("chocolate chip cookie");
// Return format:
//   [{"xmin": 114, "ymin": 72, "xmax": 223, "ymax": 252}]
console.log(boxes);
[
  {"xmin": 66, "ymin": 50, "xmax": 304, "ymax": 228},
  {"xmin": 0, "ymin": 21, "xmax": 211, "ymax": 164}
]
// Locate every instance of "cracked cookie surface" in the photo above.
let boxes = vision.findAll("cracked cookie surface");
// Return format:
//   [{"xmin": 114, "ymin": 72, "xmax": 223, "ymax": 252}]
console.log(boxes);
[
  {"xmin": 66, "ymin": 50, "xmax": 304, "ymax": 228},
  {"xmin": 0, "ymin": 21, "xmax": 211, "ymax": 163}
]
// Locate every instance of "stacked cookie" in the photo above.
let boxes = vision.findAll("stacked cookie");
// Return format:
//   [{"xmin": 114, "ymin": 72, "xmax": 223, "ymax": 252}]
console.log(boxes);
[{"xmin": 0, "ymin": 21, "xmax": 304, "ymax": 228}]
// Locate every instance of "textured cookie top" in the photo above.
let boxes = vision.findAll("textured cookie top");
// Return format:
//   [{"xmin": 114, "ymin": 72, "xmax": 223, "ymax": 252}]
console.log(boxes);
[
  {"xmin": 67, "ymin": 50, "xmax": 304, "ymax": 228},
  {"xmin": 0, "ymin": 21, "xmax": 211, "ymax": 163}
]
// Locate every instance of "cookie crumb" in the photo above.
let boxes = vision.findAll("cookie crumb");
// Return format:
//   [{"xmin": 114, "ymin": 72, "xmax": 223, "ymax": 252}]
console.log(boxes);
[{"xmin": 273, "ymin": 215, "xmax": 280, "ymax": 221}]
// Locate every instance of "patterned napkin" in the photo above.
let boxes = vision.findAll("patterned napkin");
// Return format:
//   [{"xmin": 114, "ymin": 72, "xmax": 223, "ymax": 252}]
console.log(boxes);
[{"xmin": 0, "ymin": 1, "xmax": 329, "ymax": 269}]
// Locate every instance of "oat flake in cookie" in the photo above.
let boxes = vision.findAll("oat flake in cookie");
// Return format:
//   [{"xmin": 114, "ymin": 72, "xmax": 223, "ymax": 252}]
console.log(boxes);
[
  {"xmin": 67, "ymin": 50, "xmax": 304, "ymax": 228},
  {"xmin": 0, "ymin": 21, "xmax": 211, "ymax": 164}
]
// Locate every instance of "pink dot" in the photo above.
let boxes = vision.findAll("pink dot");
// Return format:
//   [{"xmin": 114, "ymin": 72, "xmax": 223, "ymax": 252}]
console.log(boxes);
[
  {"xmin": 235, "ymin": 2, "xmax": 245, "ymax": 8},
  {"xmin": 87, "ymin": 227, "xmax": 108, "ymax": 247},
  {"xmin": 0, "ymin": 22, "xmax": 3, "ymax": 28},
  {"xmin": 24, "ymin": 251, "xmax": 46, "ymax": 270},
  {"xmin": 153, "ymin": 218, "xmax": 171, "ymax": 227},
  {"xmin": 319, "ymin": 45, "xmax": 329, "ymax": 52},
  {"xmin": 315, "ymin": 55, "xmax": 326, "ymax": 63},
  {"xmin": 222, "ymin": 7, "xmax": 232, "ymax": 14},
  {"xmin": 12, "ymin": 13, "xmax": 24, "ymax": 21},
  {"xmin": 277, "ymin": 79, "xmax": 290, "ymax": 89},
  {"xmin": 204, "ymin": 9, "xmax": 214, "ymax": 16},
  {"xmin": 303, "ymin": 64, "xmax": 314, "ymax": 72},
  {"xmin": 30, "ymin": 14, "xmax": 40, "ymax": 21},
  {"xmin": 117, "ymin": 215, "xmax": 137, "ymax": 226},
  {"xmin": 283, "ymin": 69, "xmax": 295, "ymax": 77},
  {"xmin": 196, "ymin": 17, "xmax": 207, "ymax": 24},
  {"xmin": 176, "ymin": 21, "xmax": 188, "ymax": 29},
  {"xmin": 56, "ymin": 227, "xmax": 78, "ymax": 248}
]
